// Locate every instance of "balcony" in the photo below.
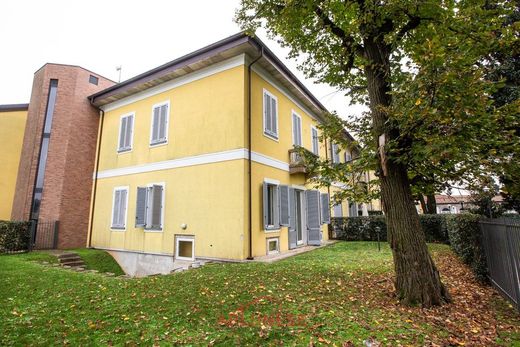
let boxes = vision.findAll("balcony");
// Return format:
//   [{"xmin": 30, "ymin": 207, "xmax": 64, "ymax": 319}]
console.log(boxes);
[{"xmin": 289, "ymin": 147, "xmax": 314, "ymax": 175}]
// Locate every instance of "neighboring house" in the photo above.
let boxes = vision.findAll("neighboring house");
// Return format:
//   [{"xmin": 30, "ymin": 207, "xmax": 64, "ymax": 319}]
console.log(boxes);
[
  {"xmin": 0, "ymin": 104, "xmax": 28, "ymax": 220},
  {"xmin": 86, "ymin": 33, "xmax": 362, "ymax": 273},
  {"xmin": 6, "ymin": 64, "xmax": 115, "ymax": 248},
  {"xmin": 435, "ymin": 194, "xmax": 504, "ymax": 214}
]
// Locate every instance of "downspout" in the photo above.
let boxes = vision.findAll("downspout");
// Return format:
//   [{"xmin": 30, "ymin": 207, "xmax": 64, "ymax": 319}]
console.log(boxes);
[
  {"xmin": 247, "ymin": 47, "xmax": 263, "ymax": 260},
  {"xmin": 88, "ymin": 99, "xmax": 104, "ymax": 248}
]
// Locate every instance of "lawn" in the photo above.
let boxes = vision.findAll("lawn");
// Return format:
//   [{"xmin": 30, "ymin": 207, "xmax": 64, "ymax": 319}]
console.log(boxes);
[{"xmin": 0, "ymin": 242, "xmax": 518, "ymax": 346}]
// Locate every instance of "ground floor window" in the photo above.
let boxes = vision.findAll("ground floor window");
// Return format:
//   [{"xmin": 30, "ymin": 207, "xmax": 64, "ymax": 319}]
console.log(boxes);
[
  {"xmin": 263, "ymin": 180, "xmax": 280, "ymax": 230},
  {"xmin": 267, "ymin": 237, "xmax": 279, "ymax": 255},
  {"xmin": 176, "ymin": 235, "xmax": 194, "ymax": 260}
]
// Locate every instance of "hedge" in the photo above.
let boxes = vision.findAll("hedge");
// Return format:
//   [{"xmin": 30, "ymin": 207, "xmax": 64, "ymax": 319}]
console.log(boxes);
[
  {"xmin": 0, "ymin": 220, "xmax": 32, "ymax": 253},
  {"xmin": 331, "ymin": 213, "xmax": 487, "ymax": 281},
  {"xmin": 331, "ymin": 214, "xmax": 449, "ymax": 244},
  {"xmin": 445, "ymin": 214, "xmax": 487, "ymax": 282}
]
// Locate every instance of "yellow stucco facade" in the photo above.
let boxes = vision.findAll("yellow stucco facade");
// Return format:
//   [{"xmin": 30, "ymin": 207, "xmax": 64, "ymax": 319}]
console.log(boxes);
[
  {"xmin": 89, "ymin": 48, "xmax": 372, "ymax": 261},
  {"xmin": 0, "ymin": 109, "xmax": 27, "ymax": 220}
]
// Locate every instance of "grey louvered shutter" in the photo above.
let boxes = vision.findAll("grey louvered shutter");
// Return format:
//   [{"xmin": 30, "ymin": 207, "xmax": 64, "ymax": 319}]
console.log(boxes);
[
  {"xmin": 288, "ymin": 188, "xmax": 297, "ymax": 249},
  {"xmin": 271, "ymin": 97, "xmax": 277, "ymax": 134},
  {"xmin": 262, "ymin": 182, "xmax": 269, "ymax": 229},
  {"xmin": 152, "ymin": 107, "xmax": 160, "ymax": 143},
  {"xmin": 124, "ymin": 115, "xmax": 133, "ymax": 149},
  {"xmin": 135, "ymin": 187, "xmax": 147, "ymax": 227},
  {"xmin": 264, "ymin": 93, "xmax": 272, "ymax": 133},
  {"xmin": 320, "ymin": 193, "xmax": 331, "ymax": 224},
  {"xmin": 119, "ymin": 117, "xmax": 127, "ymax": 150},
  {"xmin": 306, "ymin": 190, "xmax": 321, "ymax": 246},
  {"xmin": 112, "ymin": 190, "xmax": 121, "ymax": 226},
  {"xmin": 279, "ymin": 185, "xmax": 290, "ymax": 226},
  {"xmin": 151, "ymin": 185, "xmax": 163, "ymax": 229},
  {"xmin": 158, "ymin": 105, "xmax": 167, "ymax": 141},
  {"xmin": 119, "ymin": 189, "xmax": 127, "ymax": 227}
]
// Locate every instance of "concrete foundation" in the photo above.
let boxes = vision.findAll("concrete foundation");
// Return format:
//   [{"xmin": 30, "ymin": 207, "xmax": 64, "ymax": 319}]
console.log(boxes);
[{"xmin": 108, "ymin": 250, "xmax": 179, "ymax": 277}]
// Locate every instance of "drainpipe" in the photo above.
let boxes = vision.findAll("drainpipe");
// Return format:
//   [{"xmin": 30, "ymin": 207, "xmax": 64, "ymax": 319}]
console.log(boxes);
[
  {"xmin": 247, "ymin": 48, "xmax": 263, "ymax": 260},
  {"xmin": 88, "ymin": 100, "xmax": 104, "ymax": 248}
]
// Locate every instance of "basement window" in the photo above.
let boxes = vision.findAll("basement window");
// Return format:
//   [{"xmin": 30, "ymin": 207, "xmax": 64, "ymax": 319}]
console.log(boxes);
[
  {"xmin": 176, "ymin": 236, "xmax": 194, "ymax": 261},
  {"xmin": 267, "ymin": 237, "xmax": 279, "ymax": 255},
  {"xmin": 89, "ymin": 75, "xmax": 99, "ymax": 85}
]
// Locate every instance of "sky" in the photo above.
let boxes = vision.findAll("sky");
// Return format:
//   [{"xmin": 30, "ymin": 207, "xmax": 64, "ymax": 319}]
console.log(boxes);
[{"xmin": 0, "ymin": 0, "xmax": 365, "ymax": 119}]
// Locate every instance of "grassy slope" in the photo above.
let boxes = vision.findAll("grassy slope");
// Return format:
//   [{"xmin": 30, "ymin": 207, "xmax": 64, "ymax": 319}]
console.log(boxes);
[
  {"xmin": 72, "ymin": 248, "xmax": 124, "ymax": 276},
  {"xmin": 0, "ymin": 242, "xmax": 518, "ymax": 346}
]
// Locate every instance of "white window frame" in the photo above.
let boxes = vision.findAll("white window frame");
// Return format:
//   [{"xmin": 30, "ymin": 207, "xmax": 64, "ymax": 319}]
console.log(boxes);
[
  {"xmin": 291, "ymin": 111, "xmax": 302, "ymax": 147},
  {"xmin": 117, "ymin": 112, "xmax": 135, "ymax": 153},
  {"xmin": 311, "ymin": 126, "xmax": 319, "ymax": 155},
  {"xmin": 110, "ymin": 186, "xmax": 129, "ymax": 231},
  {"xmin": 149, "ymin": 100, "xmax": 170, "ymax": 147},
  {"xmin": 263, "ymin": 89, "xmax": 279, "ymax": 141},
  {"xmin": 266, "ymin": 237, "xmax": 280, "ymax": 255},
  {"xmin": 175, "ymin": 235, "xmax": 195, "ymax": 261},
  {"xmin": 143, "ymin": 182, "xmax": 165, "ymax": 232}
]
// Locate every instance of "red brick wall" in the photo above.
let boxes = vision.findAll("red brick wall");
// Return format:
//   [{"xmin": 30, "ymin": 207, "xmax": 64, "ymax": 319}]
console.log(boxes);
[{"xmin": 11, "ymin": 64, "xmax": 115, "ymax": 248}]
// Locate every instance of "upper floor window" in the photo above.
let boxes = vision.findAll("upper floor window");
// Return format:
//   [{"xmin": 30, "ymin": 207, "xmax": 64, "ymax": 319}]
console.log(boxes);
[
  {"xmin": 292, "ymin": 112, "xmax": 302, "ymax": 147},
  {"xmin": 89, "ymin": 75, "xmax": 99, "ymax": 85},
  {"xmin": 263, "ymin": 90, "xmax": 278, "ymax": 139},
  {"xmin": 111, "ymin": 186, "xmax": 128, "ymax": 229},
  {"xmin": 311, "ymin": 126, "xmax": 319, "ymax": 155},
  {"xmin": 331, "ymin": 143, "xmax": 340, "ymax": 163},
  {"xmin": 118, "ymin": 113, "xmax": 134, "ymax": 152},
  {"xmin": 150, "ymin": 101, "xmax": 169, "ymax": 146},
  {"xmin": 344, "ymin": 150, "xmax": 352, "ymax": 162}
]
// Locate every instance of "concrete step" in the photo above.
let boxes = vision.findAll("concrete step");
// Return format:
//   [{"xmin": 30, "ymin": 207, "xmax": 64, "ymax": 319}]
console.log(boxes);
[
  {"xmin": 60, "ymin": 260, "xmax": 85, "ymax": 267},
  {"xmin": 57, "ymin": 252, "xmax": 79, "ymax": 260}
]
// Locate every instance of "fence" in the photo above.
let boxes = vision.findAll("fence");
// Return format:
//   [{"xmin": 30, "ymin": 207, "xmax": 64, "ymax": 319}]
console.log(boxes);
[
  {"xmin": 480, "ymin": 218, "xmax": 520, "ymax": 312},
  {"xmin": 31, "ymin": 220, "xmax": 59, "ymax": 250}
]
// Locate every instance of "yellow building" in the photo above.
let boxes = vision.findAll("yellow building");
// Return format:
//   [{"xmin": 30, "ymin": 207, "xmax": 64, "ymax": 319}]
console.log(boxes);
[
  {"xmin": 88, "ymin": 33, "xmax": 365, "ymax": 274},
  {"xmin": 0, "ymin": 104, "xmax": 28, "ymax": 220}
]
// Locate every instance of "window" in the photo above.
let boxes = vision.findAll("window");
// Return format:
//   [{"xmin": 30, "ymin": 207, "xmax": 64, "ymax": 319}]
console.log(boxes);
[
  {"xmin": 311, "ymin": 126, "xmax": 319, "ymax": 155},
  {"xmin": 135, "ymin": 184, "xmax": 164, "ymax": 230},
  {"xmin": 150, "ymin": 101, "xmax": 169, "ymax": 145},
  {"xmin": 344, "ymin": 151, "xmax": 352, "ymax": 162},
  {"xmin": 176, "ymin": 235, "xmax": 194, "ymax": 260},
  {"xmin": 267, "ymin": 237, "xmax": 279, "ymax": 255},
  {"xmin": 89, "ymin": 75, "xmax": 99, "ymax": 85},
  {"xmin": 333, "ymin": 203, "xmax": 343, "ymax": 217},
  {"xmin": 262, "ymin": 180, "xmax": 280, "ymax": 230},
  {"xmin": 263, "ymin": 90, "xmax": 278, "ymax": 139},
  {"xmin": 111, "ymin": 187, "xmax": 128, "ymax": 229},
  {"xmin": 118, "ymin": 113, "xmax": 134, "ymax": 152},
  {"xmin": 331, "ymin": 143, "xmax": 340, "ymax": 164},
  {"xmin": 320, "ymin": 193, "xmax": 331, "ymax": 224},
  {"xmin": 292, "ymin": 112, "xmax": 302, "ymax": 146}
]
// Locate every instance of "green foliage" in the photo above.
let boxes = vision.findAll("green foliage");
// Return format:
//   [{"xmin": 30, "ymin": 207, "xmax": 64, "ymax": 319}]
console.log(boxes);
[
  {"xmin": 72, "ymin": 249, "xmax": 124, "ymax": 276},
  {"xmin": 446, "ymin": 214, "xmax": 488, "ymax": 282},
  {"xmin": 236, "ymin": 0, "xmax": 519, "ymax": 202},
  {"xmin": 0, "ymin": 221, "xmax": 31, "ymax": 253},
  {"xmin": 331, "ymin": 214, "xmax": 449, "ymax": 244}
]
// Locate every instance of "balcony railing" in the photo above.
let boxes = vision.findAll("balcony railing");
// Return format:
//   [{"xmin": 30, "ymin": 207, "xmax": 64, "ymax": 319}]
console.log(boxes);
[{"xmin": 289, "ymin": 147, "xmax": 314, "ymax": 175}]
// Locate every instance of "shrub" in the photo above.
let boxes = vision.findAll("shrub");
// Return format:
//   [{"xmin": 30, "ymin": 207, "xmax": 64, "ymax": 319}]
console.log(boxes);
[
  {"xmin": 445, "ymin": 214, "xmax": 487, "ymax": 282},
  {"xmin": 331, "ymin": 214, "xmax": 449, "ymax": 243},
  {"xmin": 0, "ymin": 221, "xmax": 32, "ymax": 253}
]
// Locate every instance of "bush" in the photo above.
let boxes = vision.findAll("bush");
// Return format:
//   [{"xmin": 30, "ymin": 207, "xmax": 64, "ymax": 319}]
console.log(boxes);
[
  {"xmin": 331, "ymin": 214, "xmax": 449, "ymax": 243},
  {"xmin": 445, "ymin": 214, "xmax": 487, "ymax": 282},
  {"xmin": 0, "ymin": 221, "xmax": 32, "ymax": 253}
]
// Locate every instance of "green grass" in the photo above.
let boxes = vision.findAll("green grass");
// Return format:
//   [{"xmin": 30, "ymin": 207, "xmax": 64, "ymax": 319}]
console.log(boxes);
[
  {"xmin": 72, "ymin": 248, "xmax": 124, "ymax": 276},
  {"xmin": 0, "ymin": 242, "xmax": 518, "ymax": 346}
]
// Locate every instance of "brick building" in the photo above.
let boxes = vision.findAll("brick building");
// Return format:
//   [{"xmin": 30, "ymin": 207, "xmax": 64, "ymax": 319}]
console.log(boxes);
[{"xmin": 10, "ymin": 64, "xmax": 114, "ymax": 248}]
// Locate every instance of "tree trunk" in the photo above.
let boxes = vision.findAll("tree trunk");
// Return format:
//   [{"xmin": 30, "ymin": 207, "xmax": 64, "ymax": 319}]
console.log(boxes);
[
  {"xmin": 426, "ymin": 194, "xmax": 438, "ymax": 214},
  {"xmin": 364, "ymin": 38, "xmax": 450, "ymax": 307}
]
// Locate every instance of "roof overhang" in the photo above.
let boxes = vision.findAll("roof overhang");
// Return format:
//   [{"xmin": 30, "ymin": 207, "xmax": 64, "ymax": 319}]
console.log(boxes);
[
  {"xmin": 0, "ymin": 103, "xmax": 29, "ymax": 112},
  {"xmin": 88, "ymin": 33, "xmax": 328, "ymax": 119}
]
